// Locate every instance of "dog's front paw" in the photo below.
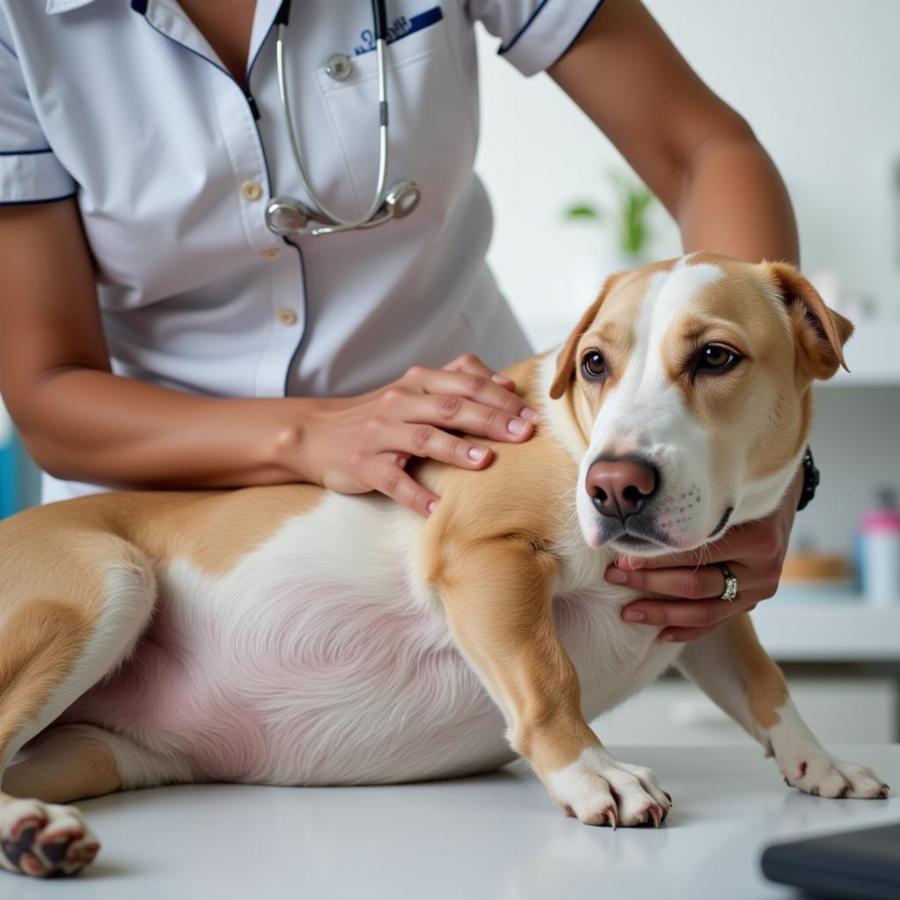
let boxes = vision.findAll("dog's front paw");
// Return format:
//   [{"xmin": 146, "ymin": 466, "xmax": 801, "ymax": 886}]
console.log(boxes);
[
  {"xmin": 781, "ymin": 754, "xmax": 889, "ymax": 800},
  {"xmin": 0, "ymin": 798, "xmax": 99, "ymax": 877},
  {"xmin": 548, "ymin": 746, "xmax": 672, "ymax": 827}
]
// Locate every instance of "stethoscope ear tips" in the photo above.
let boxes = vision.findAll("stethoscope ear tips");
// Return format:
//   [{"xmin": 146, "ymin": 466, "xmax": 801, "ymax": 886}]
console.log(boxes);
[
  {"xmin": 383, "ymin": 180, "xmax": 421, "ymax": 219},
  {"xmin": 265, "ymin": 196, "xmax": 314, "ymax": 235}
]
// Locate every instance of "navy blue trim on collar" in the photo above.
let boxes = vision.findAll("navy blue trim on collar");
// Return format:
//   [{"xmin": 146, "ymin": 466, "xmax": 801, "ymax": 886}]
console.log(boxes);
[
  {"xmin": 130, "ymin": 0, "xmax": 149, "ymax": 15},
  {"xmin": 0, "ymin": 147, "xmax": 53, "ymax": 156},
  {"xmin": 498, "ymin": 0, "xmax": 551, "ymax": 54},
  {"xmin": 0, "ymin": 190, "xmax": 77, "ymax": 207}
]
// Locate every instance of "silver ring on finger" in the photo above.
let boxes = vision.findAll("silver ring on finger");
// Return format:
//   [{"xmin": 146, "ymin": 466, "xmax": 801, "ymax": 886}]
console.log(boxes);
[{"xmin": 718, "ymin": 563, "xmax": 739, "ymax": 602}]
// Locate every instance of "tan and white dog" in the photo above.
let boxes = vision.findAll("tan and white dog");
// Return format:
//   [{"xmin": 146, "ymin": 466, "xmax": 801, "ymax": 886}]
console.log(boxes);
[{"xmin": 0, "ymin": 254, "xmax": 887, "ymax": 878}]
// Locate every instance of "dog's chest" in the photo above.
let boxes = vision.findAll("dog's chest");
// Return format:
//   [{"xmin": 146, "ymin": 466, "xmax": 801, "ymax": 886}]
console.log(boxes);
[{"xmin": 551, "ymin": 551, "xmax": 684, "ymax": 719}]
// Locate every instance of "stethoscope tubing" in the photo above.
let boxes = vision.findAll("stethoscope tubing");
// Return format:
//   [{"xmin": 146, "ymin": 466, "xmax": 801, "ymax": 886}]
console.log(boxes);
[{"xmin": 274, "ymin": 0, "xmax": 390, "ymax": 230}]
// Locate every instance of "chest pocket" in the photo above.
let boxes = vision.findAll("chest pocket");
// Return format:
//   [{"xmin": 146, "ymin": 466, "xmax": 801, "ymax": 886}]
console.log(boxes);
[{"xmin": 313, "ymin": 9, "xmax": 476, "ymax": 224}]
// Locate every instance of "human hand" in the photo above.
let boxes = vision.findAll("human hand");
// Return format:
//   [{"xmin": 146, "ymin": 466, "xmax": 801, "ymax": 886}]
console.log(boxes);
[
  {"xmin": 300, "ymin": 354, "xmax": 537, "ymax": 516},
  {"xmin": 605, "ymin": 466, "xmax": 804, "ymax": 642}
]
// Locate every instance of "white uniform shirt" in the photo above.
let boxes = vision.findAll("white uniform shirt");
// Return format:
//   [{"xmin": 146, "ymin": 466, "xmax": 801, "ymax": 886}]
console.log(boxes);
[{"xmin": 0, "ymin": 0, "xmax": 603, "ymax": 502}]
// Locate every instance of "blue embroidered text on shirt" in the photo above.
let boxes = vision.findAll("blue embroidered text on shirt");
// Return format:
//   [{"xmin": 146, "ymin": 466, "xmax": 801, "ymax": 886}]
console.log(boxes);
[
  {"xmin": 354, "ymin": 17, "xmax": 410, "ymax": 55},
  {"xmin": 352, "ymin": 7, "xmax": 443, "ymax": 56}
]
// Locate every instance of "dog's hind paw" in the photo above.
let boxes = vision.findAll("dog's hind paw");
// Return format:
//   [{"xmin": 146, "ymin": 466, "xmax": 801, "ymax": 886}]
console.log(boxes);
[
  {"xmin": 0, "ymin": 798, "xmax": 99, "ymax": 877},
  {"xmin": 781, "ymin": 755, "xmax": 889, "ymax": 800}
]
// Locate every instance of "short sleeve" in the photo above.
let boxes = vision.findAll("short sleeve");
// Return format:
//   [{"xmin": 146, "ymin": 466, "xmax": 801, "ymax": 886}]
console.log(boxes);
[
  {"xmin": 468, "ymin": 0, "xmax": 607, "ymax": 76},
  {"xmin": 0, "ymin": 16, "xmax": 76, "ymax": 204}
]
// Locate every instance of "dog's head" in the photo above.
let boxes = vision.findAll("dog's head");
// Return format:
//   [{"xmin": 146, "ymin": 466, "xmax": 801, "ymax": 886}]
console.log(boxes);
[{"xmin": 548, "ymin": 253, "xmax": 853, "ymax": 555}]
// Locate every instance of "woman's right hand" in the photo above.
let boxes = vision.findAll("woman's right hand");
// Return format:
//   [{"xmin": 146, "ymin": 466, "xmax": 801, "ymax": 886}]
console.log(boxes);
[{"xmin": 297, "ymin": 354, "xmax": 538, "ymax": 516}]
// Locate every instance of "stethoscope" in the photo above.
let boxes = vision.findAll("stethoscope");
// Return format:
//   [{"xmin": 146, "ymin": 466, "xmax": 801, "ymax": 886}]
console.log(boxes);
[{"xmin": 265, "ymin": 0, "xmax": 422, "ymax": 238}]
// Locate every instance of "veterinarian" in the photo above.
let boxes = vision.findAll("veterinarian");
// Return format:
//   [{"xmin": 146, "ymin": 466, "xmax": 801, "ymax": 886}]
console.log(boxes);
[{"xmin": 0, "ymin": 0, "xmax": 809, "ymax": 642}]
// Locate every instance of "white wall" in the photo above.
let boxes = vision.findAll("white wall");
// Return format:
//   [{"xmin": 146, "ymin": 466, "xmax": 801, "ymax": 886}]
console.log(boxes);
[{"xmin": 475, "ymin": 0, "xmax": 900, "ymax": 349}]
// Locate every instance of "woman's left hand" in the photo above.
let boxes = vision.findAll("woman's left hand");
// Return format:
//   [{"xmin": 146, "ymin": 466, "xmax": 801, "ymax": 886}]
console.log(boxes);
[{"xmin": 605, "ymin": 467, "xmax": 804, "ymax": 642}]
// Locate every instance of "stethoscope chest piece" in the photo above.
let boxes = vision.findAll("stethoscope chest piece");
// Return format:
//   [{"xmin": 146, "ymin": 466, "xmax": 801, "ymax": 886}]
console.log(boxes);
[
  {"xmin": 265, "ymin": 197, "xmax": 311, "ymax": 234},
  {"xmin": 383, "ymin": 181, "xmax": 421, "ymax": 218}
]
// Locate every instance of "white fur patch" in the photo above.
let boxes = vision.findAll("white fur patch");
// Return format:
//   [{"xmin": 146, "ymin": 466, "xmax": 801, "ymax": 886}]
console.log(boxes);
[{"xmin": 767, "ymin": 699, "xmax": 888, "ymax": 799}]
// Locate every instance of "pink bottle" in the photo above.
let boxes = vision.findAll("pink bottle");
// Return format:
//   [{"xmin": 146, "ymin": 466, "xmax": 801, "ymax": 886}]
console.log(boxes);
[{"xmin": 859, "ymin": 489, "xmax": 900, "ymax": 606}]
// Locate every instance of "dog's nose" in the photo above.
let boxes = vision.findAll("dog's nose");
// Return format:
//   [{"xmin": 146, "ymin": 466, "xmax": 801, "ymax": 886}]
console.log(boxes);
[{"xmin": 586, "ymin": 457, "xmax": 659, "ymax": 519}]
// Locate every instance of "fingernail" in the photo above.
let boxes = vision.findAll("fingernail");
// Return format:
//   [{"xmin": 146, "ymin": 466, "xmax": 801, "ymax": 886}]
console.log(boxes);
[
  {"xmin": 467, "ymin": 447, "xmax": 488, "ymax": 462},
  {"xmin": 426, "ymin": 500, "xmax": 438, "ymax": 515},
  {"xmin": 519, "ymin": 406, "xmax": 539, "ymax": 422},
  {"xmin": 623, "ymin": 609, "xmax": 645, "ymax": 622},
  {"xmin": 507, "ymin": 418, "xmax": 528, "ymax": 436},
  {"xmin": 492, "ymin": 373, "xmax": 514, "ymax": 386},
  {"xmin": 620, "ymin": 555, "xmax": 642, "ymax": 571},
  {"xmin": 659, "ymin": 632, "xmax": 675, "ymax": 641},
  {"xmin": 605, "ymin": 568, "xmax": 628, "ymax": 585}
]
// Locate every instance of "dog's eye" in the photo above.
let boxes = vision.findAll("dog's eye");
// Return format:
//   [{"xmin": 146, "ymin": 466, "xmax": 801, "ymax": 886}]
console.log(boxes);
[
  {"xmin": 581, "ymin": 351, "xmax": 607, "ymax": 380},
  {"xmin": 696, "ymin": 344, "xmax": 741, "ymax": 374}
]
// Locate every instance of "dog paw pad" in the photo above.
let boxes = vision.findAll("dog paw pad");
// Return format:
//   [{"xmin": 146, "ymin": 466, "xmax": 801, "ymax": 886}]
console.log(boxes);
[{"xmin": 0, "ymin": 799, "xmax": 99, "ymax": 878}]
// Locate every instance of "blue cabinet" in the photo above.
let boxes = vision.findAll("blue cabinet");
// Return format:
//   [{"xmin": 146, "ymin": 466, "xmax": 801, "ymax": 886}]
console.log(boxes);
[{"xmin": 0, "ymin": 405, "xmax": 16, "ymax": 519}]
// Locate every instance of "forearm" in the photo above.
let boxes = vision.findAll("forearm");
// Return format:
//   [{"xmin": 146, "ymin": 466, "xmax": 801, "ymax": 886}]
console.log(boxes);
[
  {"xmin": 12, "ymin": 367, "xmax": 320, "ymax": 490},
  {"xmin": 677, "ymin": 126, "xmax": 799, "ymax": 266},
  {"xmin": 548, "ymin": 0, "xmax": 799, "ymax": 268}
]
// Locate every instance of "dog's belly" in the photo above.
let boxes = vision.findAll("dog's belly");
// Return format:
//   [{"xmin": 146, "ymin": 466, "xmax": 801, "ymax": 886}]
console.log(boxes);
[{"xmin": 67, "ymin": 584, "xmax": 677, "ymax": 786}]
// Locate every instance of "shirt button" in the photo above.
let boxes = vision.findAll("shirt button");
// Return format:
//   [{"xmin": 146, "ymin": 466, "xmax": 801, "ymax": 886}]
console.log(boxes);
[
  {"xmin": 241, "ymin": 180, "xmax": 263, "ymax": 202},
  {"xmin": 277, "ymin": 308, "xmax": 298, "ymax": 327},
  {"xmin": 262, "ymin": 247, "xmax": 282, "ymax": 260},
  {"xmin": 325, "ymin": 53, "xmax": 353, "ymax": 81}
]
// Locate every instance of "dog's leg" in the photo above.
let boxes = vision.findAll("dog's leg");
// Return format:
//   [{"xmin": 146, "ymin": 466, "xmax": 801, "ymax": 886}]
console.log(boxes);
[
  {"xmin": 0, "ymin": 533, "xmax": 158, "ymax": 876},
  {"xmin": 678, "ymin": 614, "xmax": 888, "ymax": 799},
  {"xmin": 436, "ymin": 538, "xmax": 671, "ymax": 827},
  {"xmin": 4, "ymin": 722, "xmax": 190, "ymax": 803}
]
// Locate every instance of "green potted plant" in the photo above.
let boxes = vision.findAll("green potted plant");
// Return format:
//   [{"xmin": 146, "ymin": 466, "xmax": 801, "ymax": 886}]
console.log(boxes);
[{"xmin": 563, "ymin": 168, "xmax": 656, "ymax": 265}]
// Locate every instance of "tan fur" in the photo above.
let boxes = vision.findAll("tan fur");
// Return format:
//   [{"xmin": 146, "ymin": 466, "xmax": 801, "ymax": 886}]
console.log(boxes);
[
  {"xmin": 766, "ymin": 262, "xmax": 854, "ymax": 377},
  {"xmin": 2, "ymin": 726, "xmax": 121, "ymax": 804},
  {"xmin": 661, "ymin": 260, "xmax": 808, "ymax": 481},
  {"xmin": 420, "ymin": 359, "xmax": 601, "ymax": 775},
  {"xmin": 550, "ymin": 263, "xmax": 678, "ymax": 402},
  {"xmin": 127, "ymin": 484, "xmax": 325, "ymax": 575},
  {"xmin": 2, "ymin": 484, "xmax": 325, "ymax": 579},
  {"xmin": 726, "ymin": 615, "xmax": 789, "ymax": 729},
  {"xmin": 0, "ymin": 514, "xmax": 145, "ymax": 765},
  {"xmin": 0, "ymin": 602, "xmax": 93, "ymax": 760}
]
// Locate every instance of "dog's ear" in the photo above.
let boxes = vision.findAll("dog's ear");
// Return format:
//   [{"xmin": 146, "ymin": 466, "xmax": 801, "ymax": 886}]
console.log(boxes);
[
  {"xmin": 766, "ymin": 261, "xmax": 854, "ymax": 380},
  {"xmin": 549, "ymin": 275, "xmax": 619, "ymax": 400}
]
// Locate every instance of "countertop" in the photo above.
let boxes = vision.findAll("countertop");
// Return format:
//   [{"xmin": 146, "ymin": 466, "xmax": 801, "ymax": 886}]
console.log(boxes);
[{"xmin": 3, "ymin": 744, "xmax": 899, "ymax": 900}]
